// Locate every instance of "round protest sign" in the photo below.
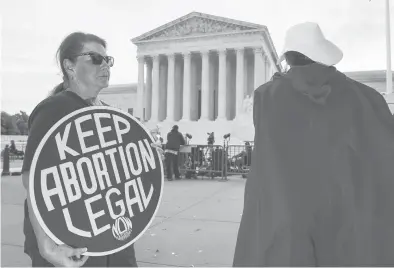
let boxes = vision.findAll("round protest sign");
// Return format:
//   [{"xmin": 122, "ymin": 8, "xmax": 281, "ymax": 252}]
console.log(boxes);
[{"xmin": 29, "ymin": 106, "xmax": 164, "ymax": 256}]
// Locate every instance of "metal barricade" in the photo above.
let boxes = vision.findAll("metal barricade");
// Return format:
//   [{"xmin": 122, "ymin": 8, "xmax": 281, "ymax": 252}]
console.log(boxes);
[
  {"xmin": 164, "ymin": 143, "xmax": 255, "ymax": 180},
  {"xmin": 178, "ymin": 144, "xmax": 226, "ymax": 180},
  {"xmin": 1, "ymin": 141, "xmax": 26, "ymax": 162},
  {"xmin": 225, "ymin": 144, "xmax": 254, "ymax": 178}
]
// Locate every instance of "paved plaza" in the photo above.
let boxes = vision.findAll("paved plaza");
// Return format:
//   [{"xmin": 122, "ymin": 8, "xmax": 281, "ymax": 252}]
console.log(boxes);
[{"xmin": 1, "ymin": 173, "xmax": 246, "ymax": 267}]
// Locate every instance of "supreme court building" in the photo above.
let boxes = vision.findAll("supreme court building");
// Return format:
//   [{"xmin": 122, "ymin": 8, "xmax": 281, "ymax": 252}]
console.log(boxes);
[{"xmin": 131, "ymin": 12, "xmax": 281, "ymax": 124}]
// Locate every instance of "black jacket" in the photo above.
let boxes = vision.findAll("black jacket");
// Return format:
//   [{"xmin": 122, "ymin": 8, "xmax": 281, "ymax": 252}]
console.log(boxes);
[{"xmin": 166, "ymin": 130, "xmax": 185, "ymax": 151}]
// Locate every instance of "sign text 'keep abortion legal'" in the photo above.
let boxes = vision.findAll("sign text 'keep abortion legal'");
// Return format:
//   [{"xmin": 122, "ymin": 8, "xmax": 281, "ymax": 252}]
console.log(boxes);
[{"xmin": 29, "ymin": 107, "xmax": 163, "ymax": 256}]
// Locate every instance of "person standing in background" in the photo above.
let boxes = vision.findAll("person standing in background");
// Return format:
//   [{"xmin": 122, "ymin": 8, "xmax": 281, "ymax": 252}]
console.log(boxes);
[{"xmin": 165, "ymin": 125, "xmax": 185, "ymax": 181}]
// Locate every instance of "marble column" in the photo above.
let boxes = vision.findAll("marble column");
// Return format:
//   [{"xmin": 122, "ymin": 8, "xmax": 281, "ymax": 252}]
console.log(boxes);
[
  {"xmin": 166, "ymin": 53, "xmax": 176, "ymax": 121},
  {"xmin": 200, "ymin": 50, "xmax": 210, "ymax": 120},
  {"xmin": 151, "ymin": 54, "xmax": 160, "ymax": 122},
  {"xmin": 209, "ymin": 53, "xmax": 216, "ymax": 120},
  {"xmin": 145, "ymin": 61, "xmax": 152, "ymax": 121},
  {"xmin": 262, "ymin": 53, "xmax": 267, "ymax": 83},
  {"xmin": 254, "ymin": 47, "xmax": 266, "ymax": 89},
  {"xmin": 265, "ymin": 55, "xmax": 270, "ymax": 82},
  {"xmin": 235, "ymin": 48, "xmax": 245, "ymax": 119},
  {"xmin": 174, "ymin": 56, "xmax": 183, "ymax": 120},
  {"xmin": 217, "ymin": 48, "xmax": 227, "ymax": 120},
  {"xmin": 159, "ymin": 58, "xmax": 167, "ymax": 121},
  {"xmin": 190, "ymin": 55, "xmax": 198, "ymax": 120},
  {"xmin": 136, "ymin": 55, "xmax": 145, "ymax": 120},
  {"xmin": 244, "ymin": 52, "xmax": 249, "ymax": 97},
  {"xmin": 181, "ymin": 52, "xmax": 192, "ymax": 121}
]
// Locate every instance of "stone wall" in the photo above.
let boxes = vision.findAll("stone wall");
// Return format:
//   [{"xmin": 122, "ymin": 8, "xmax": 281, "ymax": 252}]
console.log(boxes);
[{"xmin": 99, "ymin": 92, "xmax": 136, "ymax": 113}]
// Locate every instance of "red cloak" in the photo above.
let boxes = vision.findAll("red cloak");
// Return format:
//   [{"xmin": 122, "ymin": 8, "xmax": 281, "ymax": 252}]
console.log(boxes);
[{"xmin": 233, "ymin": 64, "xmax": 394, "ymax": 266}]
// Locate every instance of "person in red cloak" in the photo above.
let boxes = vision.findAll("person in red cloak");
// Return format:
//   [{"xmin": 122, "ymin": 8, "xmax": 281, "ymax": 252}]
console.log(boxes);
[{"xmin": 233, "ymin": 22, "xmax": 394, "ymax": 266}]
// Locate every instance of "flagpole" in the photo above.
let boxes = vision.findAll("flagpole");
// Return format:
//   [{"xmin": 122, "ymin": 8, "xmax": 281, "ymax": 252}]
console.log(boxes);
[{"xmin": 386, "ymin": 0, "xmax": 392, "ymax": 94}]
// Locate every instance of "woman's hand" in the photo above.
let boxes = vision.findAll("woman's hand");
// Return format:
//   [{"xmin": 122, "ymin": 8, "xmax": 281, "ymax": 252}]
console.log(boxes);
[
  {"xmin": 151, "ymin": 143, "xmax": 165, "ymax": 161},
  {"xmin": 39, "ymin": 236, "xmax": 89, "ymax": 267},
  {"xmin": 23, "ymin": 171, "xmax": 89, "ymax": 267}
]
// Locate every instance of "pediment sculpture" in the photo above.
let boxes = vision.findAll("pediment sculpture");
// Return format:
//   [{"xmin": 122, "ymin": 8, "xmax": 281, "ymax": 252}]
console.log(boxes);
[{"xmin": 142, "ymin": 17, "xmax": 254, "ymax": 41}]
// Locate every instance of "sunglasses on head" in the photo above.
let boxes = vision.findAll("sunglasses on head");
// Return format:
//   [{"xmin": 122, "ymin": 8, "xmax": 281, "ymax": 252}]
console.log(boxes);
[{"xmin": 76, "ymin": 52, "xmax": 114, "ymax": 67}]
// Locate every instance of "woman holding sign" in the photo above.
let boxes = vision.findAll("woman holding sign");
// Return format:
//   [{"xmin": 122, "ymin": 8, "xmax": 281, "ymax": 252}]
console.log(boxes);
[{"xmin": 22, "ymin": 32, "xmax": 163, "ymax": 267}]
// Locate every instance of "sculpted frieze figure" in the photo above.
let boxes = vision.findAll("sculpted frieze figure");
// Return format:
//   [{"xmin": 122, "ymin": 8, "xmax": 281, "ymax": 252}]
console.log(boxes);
[{"xmin": 143, "ymin": 17, "xmax": 253, "ymax": 40}]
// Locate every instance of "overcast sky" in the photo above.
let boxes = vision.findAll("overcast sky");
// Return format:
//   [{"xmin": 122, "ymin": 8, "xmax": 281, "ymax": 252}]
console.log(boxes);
[{"xmin": 1, "ymin": 0, "xmax": 393, "ymax": 114}]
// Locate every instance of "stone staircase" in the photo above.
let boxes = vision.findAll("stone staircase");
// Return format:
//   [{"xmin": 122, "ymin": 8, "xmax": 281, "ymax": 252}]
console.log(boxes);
[{"xmin": 143, "ymin": 92, "xmax": 392, "ymax": 146}]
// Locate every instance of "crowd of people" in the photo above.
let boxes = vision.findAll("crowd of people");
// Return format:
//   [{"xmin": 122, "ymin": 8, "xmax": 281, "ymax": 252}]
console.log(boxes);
[{"xmin": 20, "ymin": 20, "xmax": 394, "ymax": 267}]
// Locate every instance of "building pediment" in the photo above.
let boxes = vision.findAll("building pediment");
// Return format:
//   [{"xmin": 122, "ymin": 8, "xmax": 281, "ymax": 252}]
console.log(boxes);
[{"xmin": 132, "ymin": 12, "xmax": 265, "ymax": 43}]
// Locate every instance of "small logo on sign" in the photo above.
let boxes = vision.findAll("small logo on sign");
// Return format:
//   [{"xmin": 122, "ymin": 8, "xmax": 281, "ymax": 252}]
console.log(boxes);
[{"xmin": 112, "ymin": 216, "xmax": 133, "ymax": 241}]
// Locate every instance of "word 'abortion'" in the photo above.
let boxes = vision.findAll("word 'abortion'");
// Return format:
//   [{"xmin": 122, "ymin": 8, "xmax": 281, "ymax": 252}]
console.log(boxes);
[{"xmin": 39, "ymin": 113, "xmax": 159, "ymax": 237}]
